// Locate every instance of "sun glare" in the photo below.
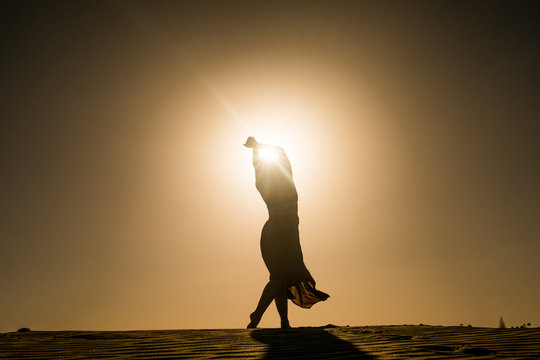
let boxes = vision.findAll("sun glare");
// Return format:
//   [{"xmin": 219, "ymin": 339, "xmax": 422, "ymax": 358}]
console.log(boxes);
[{"xmin": 259, "ymin": 147, "xmax": 279, "ymax": 161}]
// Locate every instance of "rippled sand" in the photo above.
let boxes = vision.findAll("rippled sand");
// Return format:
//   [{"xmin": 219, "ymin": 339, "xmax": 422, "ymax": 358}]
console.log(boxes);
[{"xmin": 1, "ymin": 325, "xmax": 539, "ymax": 359}]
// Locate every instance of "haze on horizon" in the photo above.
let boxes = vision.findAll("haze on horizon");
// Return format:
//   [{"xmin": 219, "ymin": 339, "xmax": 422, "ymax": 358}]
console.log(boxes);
[{"xmin": 1, "ymin": 1, "xmax": 539, "ymax": 332}]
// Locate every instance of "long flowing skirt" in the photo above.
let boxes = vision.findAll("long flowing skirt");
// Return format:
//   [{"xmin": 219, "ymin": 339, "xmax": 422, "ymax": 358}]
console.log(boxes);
[{"xmin": 260, "ymin": 214, "xmax": 329, "ymax": 308}]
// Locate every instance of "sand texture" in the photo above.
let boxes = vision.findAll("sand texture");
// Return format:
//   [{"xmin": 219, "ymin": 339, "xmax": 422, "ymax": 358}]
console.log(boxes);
[{"xmin": 1, "ymin": 325, "xmax": 539, "ymax": 359}]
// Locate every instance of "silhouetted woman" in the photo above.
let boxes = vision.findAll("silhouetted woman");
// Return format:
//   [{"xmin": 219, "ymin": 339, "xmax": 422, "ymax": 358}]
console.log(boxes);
[{"xmin": 244, "ymin": 136, "xmax": 329, "ymax": 329}]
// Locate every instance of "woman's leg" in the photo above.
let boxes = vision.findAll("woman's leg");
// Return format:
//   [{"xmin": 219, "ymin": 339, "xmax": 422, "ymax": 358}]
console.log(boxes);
[
  {"xmin": 274, "ymin": 284, "xmax": 290, "ymax": 328},
  {"xmin": 247, "ymin": 280, "xmax": 283, "ymax": 328}
]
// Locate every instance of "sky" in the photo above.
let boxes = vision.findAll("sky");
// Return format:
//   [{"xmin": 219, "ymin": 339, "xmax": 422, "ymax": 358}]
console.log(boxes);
[{"xmin": 1, "ymin": 0, "xmax": 539, "ymax": 332}]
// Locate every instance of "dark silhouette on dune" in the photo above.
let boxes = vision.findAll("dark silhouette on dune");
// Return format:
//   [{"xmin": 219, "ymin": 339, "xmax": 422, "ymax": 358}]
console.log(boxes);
[
  {"xmin": 244, "ymin": 136, "xmax": 329, "ymax": 329},
  {"xmin": 251, "ymin": 328, "xmax": 375, "ymax": 359}
]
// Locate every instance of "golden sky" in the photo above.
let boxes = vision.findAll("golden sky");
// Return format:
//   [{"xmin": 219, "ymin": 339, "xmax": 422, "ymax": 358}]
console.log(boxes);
[{"xmin": 1, "ymin": 1, "xmax": 539, "ymax": 331}]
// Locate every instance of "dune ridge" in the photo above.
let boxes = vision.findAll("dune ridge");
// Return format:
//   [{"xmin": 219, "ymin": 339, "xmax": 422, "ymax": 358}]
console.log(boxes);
[{"xmin": 1, "ymin": 325, "xmax": 539, "ymax": 359}]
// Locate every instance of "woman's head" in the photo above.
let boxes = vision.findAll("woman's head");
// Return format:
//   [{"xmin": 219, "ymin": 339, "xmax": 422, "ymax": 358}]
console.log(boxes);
[{"xmin": 243, "ymin": 136, "xmax": 259, "ymax": 148}]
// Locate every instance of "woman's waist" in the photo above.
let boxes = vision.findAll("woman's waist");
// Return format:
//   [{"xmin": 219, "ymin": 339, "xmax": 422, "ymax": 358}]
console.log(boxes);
[{"xmin": 267, "ymin": 200, "xmax": 298, "ymax": 217}]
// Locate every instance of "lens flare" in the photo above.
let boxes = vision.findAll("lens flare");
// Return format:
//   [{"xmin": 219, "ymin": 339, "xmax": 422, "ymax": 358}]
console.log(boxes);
[{"xmin": 258, "ymin": 147, "xmax": 279, "ymax": 161}]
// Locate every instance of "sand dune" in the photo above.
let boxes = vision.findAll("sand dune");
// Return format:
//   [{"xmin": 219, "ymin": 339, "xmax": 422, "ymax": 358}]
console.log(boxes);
[{"xmin": 1, "ymin": 325, "xmax": 539, "ymax": 359}]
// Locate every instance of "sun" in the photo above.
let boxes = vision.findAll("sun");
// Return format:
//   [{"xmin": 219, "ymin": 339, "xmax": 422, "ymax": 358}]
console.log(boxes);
[{"xmin": 258, "ymin": 147, "xmax": 279, "ymax": 161}]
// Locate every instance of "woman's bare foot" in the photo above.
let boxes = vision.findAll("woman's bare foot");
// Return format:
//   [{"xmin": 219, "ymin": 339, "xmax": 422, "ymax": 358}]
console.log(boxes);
[
  {"xmin": 281, "ymin": 320, "xmax": 291, "ymax": 329},
  {"xmin": 247, "ymin": 312, "xmax": 260, "ymax": 329}
]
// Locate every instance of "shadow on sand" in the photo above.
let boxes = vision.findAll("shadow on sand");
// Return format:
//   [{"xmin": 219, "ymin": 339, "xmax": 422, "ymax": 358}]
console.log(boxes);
[{"xmin": 251, "ymin": 327, "xmax": 376, "ymax": 359}]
